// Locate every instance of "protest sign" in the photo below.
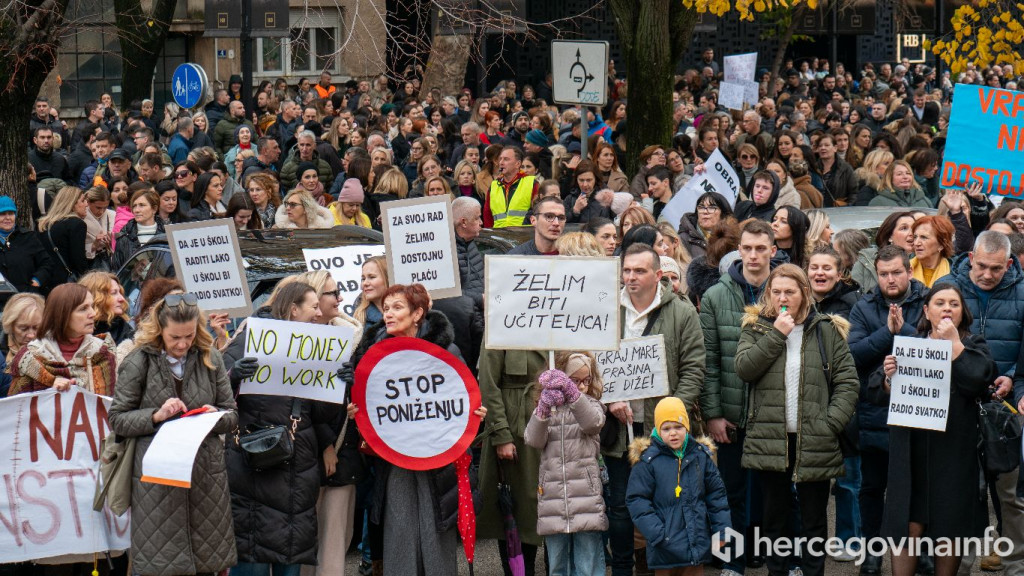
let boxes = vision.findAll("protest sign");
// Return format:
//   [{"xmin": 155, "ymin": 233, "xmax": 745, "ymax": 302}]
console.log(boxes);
[
  {"xmin": 658, "ymin": 148, "xmax": 740, "ymax": 228},
  {"xmin": 381, "ymin": 195, "xmax": 462, "ymax": 299},
  {"xmin": 724, "ymin": 52, "xmax": 757, "ymax": 83},
  {"xmin": 596, "ymin": 335, "xmax": 670, "ymax": 403},
  {"xmin": 0, "ymin": 390, "xmax": 130, "ymax": 563},
  {"xmin": 943, "ymin": 83, "xmax": 1024, "ymax": 197},
  {"xmin": 887, "ymin": 336, "xmax": 952, "ymax": 431},
  {"xmin": 741, "ymin": 80, "xmax": 760, "ymax": 106},
  {"xmin": 353, "ymin": 337, "xmax": 481, "ymax": 470},
  {"xmin": 303, "ymin": 245, "xmax": 386, "ymax": 316},
  {"xmin": 240, "ymin": 317, "xmax": 356, "ymax": 404},
  {"xmin": 484, "ymin": 255, "xmax": 620, "ymax": 351},
  {"xmin": 141, "ymin": 411, "xmax": 228, "ymax": 488},
  {"xmin": 719, "ymin": 82, "xmax": 745, "ymax": 111},
  {"xmin": 166, "ymin": 219, "xmax": 252, "ymax": 317}
]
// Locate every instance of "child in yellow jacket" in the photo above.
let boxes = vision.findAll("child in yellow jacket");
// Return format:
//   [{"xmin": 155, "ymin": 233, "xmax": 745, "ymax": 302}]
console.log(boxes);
[{"xmin": 330, "ymin": 178, "xmax": 372, "ymax": 227}]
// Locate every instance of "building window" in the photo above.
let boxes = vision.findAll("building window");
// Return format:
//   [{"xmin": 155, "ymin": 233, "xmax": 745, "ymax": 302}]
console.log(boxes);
[
  {"xmin": 255, "ymin": 10, "xmax": 341, "ymax": 79},
  {"xmin": 58, "ymin": 28, "xmax": 122, "ymax": 111}
]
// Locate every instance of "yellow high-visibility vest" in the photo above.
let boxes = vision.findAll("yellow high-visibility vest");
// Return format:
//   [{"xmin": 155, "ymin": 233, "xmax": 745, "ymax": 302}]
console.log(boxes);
[{"xmin": 489, "ymin": 175, "xmax": 535, "ymax": 228}]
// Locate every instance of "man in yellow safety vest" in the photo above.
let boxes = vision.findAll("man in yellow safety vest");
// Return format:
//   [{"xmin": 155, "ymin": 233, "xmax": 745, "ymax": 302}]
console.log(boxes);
[{"xmin": 484, "ymin": 147, "xmax": 539, "ymax": 228}]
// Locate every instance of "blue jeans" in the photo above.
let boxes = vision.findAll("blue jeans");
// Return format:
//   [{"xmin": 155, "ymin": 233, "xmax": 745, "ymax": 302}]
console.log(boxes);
[
  {"xmin": 231, "ymin": 563, "xmax": 301, "ymax": 576},
  {"xmin": 835, "ymin": 455, "xmax": 863, "ymax": 548},
  {"xmin": 604, "ymin": 453, "xmax": 634, "ymax": 576},
  {"xmin": 546, "ymin": 531, "xmax": 606, "ymax": 576}
]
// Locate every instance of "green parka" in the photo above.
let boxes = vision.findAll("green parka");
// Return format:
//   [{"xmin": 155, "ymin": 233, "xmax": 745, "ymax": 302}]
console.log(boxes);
[
  {"xmin": 734, "ymin": 308, "xmax": 859, "ymax": 482},
  {"xmin": 698, "ymin": 269, "xmax": 754, "ymax": 427},
  {"xmin": 867, "ymin": 186, "xmax": 932, "ymax": 208}
]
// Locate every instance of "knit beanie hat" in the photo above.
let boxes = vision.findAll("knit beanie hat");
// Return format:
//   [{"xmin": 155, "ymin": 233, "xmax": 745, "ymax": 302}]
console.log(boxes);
[
  {"xmin": 654, "ymin": 397, "xmax": 690, "ymax": 432},
  {"xmin": 611, "ymin": 192, "xmax": 634, "ymax": 216},
  {"xmin": 297, "ymin": 161, "xmax": 318, "ymax": 178},
  {"xmin": 525, "ymin": 129, "xmax": 548, "ymax": 148},
  {"xmin": 660, "ymin": 256, "xmax": 682, "ymax": 278},
  {"xmin": 338, "ymin": 178, "xmax": 365, "ymax": 203}
]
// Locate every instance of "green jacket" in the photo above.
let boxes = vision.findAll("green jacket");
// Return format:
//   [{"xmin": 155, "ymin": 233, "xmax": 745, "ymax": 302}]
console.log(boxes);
[
  {"xmin": 213, "ymin": 116, "xmax": 255, "ymax": 156},
  {"xmin": 734, "ymin": 308, "xmax": 859, "ymax": 482},
  {"xmin": 698, "ymin": 271, "xmax": 752, "ymax": 427},
  {"xmin": 279, "ymin": 149, "xmax": 334, "ymax": 192},
  {"xmin": 867, "ymin": 186, "xmax": 932, "ymax": 208},
  {"xmin": 605, "ymin": 281, "xmax": 706, "ymax": 456}
]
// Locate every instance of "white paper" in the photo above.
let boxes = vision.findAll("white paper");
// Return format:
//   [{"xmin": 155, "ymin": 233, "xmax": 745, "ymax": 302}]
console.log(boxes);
[
  {"xmin": 719, "ymin": 82, "xmax": 745, "ymax": 111},
  {"xmin": 724, "ymin": 52, "xmax": 758, "ymax": 83},
  {"xmin": 887, "ymin": 336, "xmax": 952, "ymax": 432},
  {"xmin": 658, "ymin": 149, "xmax": 740, "ymax": 228},
  {"xmin": 166, "ymin": 219, "xmax": 251, "ymax": 316},
  {"xmin": 240, "ymin": 317, "xmax": 356, "ymax": 403},
  {"xmin": 142, "ymin": 411, "xmax": 227, "ymax": 488},
  {"xmin": 303, "ymin": 245, "xmax": 386, "ymax": 316},
  {"xmin": 382, "ymin": 196, "xmax": 462, "ymax": 299},
  {"xmin": 484, "ymin": 255, "xmax": 620, "ymax": 351},
  {"xmin": 742, "ymin": 80, "xmax": 760, "ymax": 106},
  {"xmin": 597, "ymin": 335, "xmax": 670, "ymax": 403}
]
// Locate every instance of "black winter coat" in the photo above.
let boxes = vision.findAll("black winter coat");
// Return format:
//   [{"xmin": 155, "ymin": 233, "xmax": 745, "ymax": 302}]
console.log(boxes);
[
  {"xmin": 224, "ymin": 307, "xmax": 340, "ymax": 565},
  {"xmin": 41, "ymin": 218, "xmax": 88, "ymax": 286},
  {"xmin": 813, "ymin": 281, "xmax": 860, "ymax": 318},
  {"xmin": 686, "ymin": 255, "xmax": 723, "ymax": 309},
  {"xmin": 456, "ymin": 236, "xmax": 484, "ymax": 301},
  {"xmin": 113, "ymin": 218, "xmax": 166, "ymax": 270},
  {"xmin": 867, "ymin": 333, "xmax": 996, "ymax": 538},
  {"xmin": 563, "ymin": 189, "xmax": 612, "ymax": 224},
  {"xmin": 348, "ymin": 310, "xmax": 462, "ymax": 532},
  {"xmin": 0, "ymin": 228, "xmax": 56, "ymax": 296}
]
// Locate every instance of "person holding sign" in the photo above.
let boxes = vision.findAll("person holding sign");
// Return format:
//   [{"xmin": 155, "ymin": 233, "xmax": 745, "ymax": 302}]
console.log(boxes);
[
  {"xmin": 734, "ymin": 264, "xmax": 859, "ymax": 576},
  {"xmin": 345, "ymin": 283, "xmax": 486, "ymax": 576},
  {"xmin": 108, "ymin": 292, "xmax": 239, "ymax": 576},
  {"xmin": 868, "ymin": 283, "xmax": 996, "ymax": 576}
]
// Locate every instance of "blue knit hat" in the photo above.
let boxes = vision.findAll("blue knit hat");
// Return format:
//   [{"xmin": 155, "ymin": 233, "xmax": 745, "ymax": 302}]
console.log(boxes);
[{"xmin": 525, "ymin": 129, "xmax": 548, "ymax": 147}]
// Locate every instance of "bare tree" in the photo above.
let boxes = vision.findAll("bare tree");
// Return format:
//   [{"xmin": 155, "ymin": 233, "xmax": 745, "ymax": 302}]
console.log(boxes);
[{"xmin": 114, "ymin": 0, "xmax": 178, "ymax": 107}]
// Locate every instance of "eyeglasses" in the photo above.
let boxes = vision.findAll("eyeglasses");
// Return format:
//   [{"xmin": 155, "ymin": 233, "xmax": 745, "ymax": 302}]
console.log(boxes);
[
  {"xmin": 175, "ymin": 171, "xmax": 191, "ymax": 178},
  {"xmin": 651, "ymin": 150, "xmax": 666, "ymax": 157},
  {"xmin": 697, "ymin": 205, "xmax": 721, "ymax": 213},
  {"xmin": 740, "ymin": 154, "xmax": 759, "ymax": 160},
  {"xmin": 540, "ymin": 212, "xmax": 567, "ymax": 223},
  {"xmin": 322, "ymin": 288, "xmax": 341, "ymax": 299},
  {"xmin": 164, "ymin": 293, "xmax": 199, "ymax": 308},
  {"xmin": 571, "ymin": 376, "xmax": 593, "ymax": 387},
  {"xmin": 284, "ymin": 201, "xmax": 303, "ymax": 209}
]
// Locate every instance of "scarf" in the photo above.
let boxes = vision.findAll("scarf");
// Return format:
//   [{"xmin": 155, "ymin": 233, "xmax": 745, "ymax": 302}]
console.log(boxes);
[
  {"xmin": 9, "ymin": 336, "xmax": 116, "ymax": 396},
  {"xmin": 651, "ymin": 429, "xmax": 689, "ymax": 498},
  {"xmin": 910, "ymin": 256, "xmax": 951, "ymax": 288}
]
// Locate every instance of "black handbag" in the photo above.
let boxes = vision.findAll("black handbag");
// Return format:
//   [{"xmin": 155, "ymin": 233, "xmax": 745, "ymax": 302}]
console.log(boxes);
[
  {"xmin": 978, "ymin": 399, "xmax": 1022, "ymax": 476},
  {"xmin": 817, "ymin": 324, "xmax": 859, "ymax": 457},
  {"xmin": 321, "ymin": 413, "xmax": 368, "ymax": 486},
  {"xmin": 236, "ymin": 399, "xmax": 302, "ymax": 471}
]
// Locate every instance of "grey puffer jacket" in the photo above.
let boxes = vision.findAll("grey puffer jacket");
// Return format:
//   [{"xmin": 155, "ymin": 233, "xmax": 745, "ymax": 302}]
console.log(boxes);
[
  {"xmin": 524, "ymin": 393, "xmax": 608, "ymax": 535},
  {"xmin": 108, "ymin": 346, "xmax": 238, "ymax": 576}
]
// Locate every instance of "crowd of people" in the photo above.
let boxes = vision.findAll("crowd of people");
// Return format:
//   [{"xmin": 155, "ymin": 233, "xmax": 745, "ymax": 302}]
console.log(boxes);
[{"xmin": 6, "ymin": 49, "xmax": 1024, "ymax": 576}]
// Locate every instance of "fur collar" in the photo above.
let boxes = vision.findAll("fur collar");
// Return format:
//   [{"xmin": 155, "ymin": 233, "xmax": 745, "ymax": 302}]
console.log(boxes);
[
  {"xmin": 274, "ymin": 203, "xmax": 335, "ymax": 229},
  {"xmin": 628, "ymin": 434, "xmax": 717, "ymax": 465},
  {"xmin": 740, "ymin": 305, "xmax": 851, "ymax": 339},
  {"xmin": 351, "ymin": 309, "xmax": 455, "ymax": 367}
]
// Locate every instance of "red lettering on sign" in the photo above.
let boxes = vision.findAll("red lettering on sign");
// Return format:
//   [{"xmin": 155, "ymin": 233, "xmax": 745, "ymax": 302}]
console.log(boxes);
[
  {"xmin": 16, "ymin": 470, "xmax": 60, "ymax": 545},
  {"xmin": 66, "ymin": 393, "xmax": 99, "ymax": 461},
  {"xmin": 29, "ymin": 395, "xmax": 62, "ymax": 462}
]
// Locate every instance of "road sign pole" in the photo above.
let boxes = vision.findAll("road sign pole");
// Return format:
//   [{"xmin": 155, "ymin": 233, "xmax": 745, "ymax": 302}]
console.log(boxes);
[
  {"xmin": 579, "ymin": 105, "xmax": 587, "ymax": 161},
  {"xmin": 241, "ymin": 0, "xmax": 254, "ymax": 117}
]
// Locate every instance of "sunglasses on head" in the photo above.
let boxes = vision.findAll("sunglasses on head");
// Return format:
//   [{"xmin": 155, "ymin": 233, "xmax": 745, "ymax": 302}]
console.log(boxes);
[{"xmin": 164, "ymin": 293, "xmax": 199, "ymax": 308}]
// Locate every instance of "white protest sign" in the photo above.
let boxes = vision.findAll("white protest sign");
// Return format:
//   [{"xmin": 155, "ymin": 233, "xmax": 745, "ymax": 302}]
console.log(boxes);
[
  {"xmin": 742, "ymin": 80, "xmax": 760, "ymax": 106},
  {"xmin": 141, "ymin": 411, "xmax": 227, "ymax": 488},
  {"xmin": 484, "ymin": 255, "xmax": 620, "ymax": 351},
  {"xmin": 353, "ymin": 337, "xmax": 482, "ymax": 471},
  {"xmin": 658, "ymin": 148, "xmax": 740, "ymax": 228},
  {"xmin": 719, "ymin": 82, "xmax": 745, "ymax": 111},
  {"xmin": 381, "ymin": 196, "xmax": 462, "ymax": 299},
  {"xmin": 166, "ymin": 219, "xmax": 252, "ymax": 317},
  {"xmin": 887, "ymin": 336, "xmax": 952, "ymax": 432},
  {"xmin": 596, "ymin": 335, "xmax": 670, "ymax": 403},
  {"xmin": 303, "ymin": 245, "xmax": 386, "ymax": 316},
  {"xmin": 240, "ymin": 317, "xmax": 356, "ymax": 404},
  {"xmin": 0, "ymin": 390, "xmax": 130, "ymax": 563},
  {"xmin": 724, "ymin": 52, "xmax": 758, "ymax": 83}
]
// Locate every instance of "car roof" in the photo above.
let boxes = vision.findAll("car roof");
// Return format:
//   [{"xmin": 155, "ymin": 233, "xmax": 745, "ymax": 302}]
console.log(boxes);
[{"xmin": 821, "ymin": 206, "xmax": 937, "ymax": 235}]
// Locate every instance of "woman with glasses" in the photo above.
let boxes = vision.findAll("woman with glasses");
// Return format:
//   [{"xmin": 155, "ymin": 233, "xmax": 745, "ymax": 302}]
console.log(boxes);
[
  {"xmin": 275, "ymin": 190, "xmax": 334, "ymax": 229},
  {"xmin": 402, "ymin": 137, "xmax": 429, "ymax": 186},
  {"xmin": 679, "ymin": 192, "xmax": 734, "ymax": 260},
  {"xmin": 247, "ymin": 172, "xmax": 283, "ymax": 229},
  {"xmin": 108, "ymin": 291, "xmax": 239, "ymax": 576},
  {"xmin": 188, "ymin": 172, "xmax": 228, "ymax": 222},
  {"xmin": 733, "ymin": 143, "xmax": 762, "ymax": 191},
  {"xmin": 173, "ymin": 161, "xmax": 199, "ymax": 205}
]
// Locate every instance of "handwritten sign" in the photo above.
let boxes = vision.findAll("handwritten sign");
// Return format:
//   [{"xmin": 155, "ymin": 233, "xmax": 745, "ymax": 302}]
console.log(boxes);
[
  {"xmin": 353, "ymin": 337, "xmax": 481, "ymax": 470},
  {"xmin": 484, "ymin": 255, "xmax": 620, "ymax": 351},
  {"xmin": 141, "ymin": 411, "xmax": 227, "ymax": 488},
  {"xmin": 741, "ymin": 80, "xmax": 760, "ymax": 106},
  {"xmin": 0, "ymin": 390, "xmax": 130, "ymax": 563},
  {"xmin": 240, "ymin": 317, "xmax": 356, "ymax": 404},
  {"xmin": 724, "ymin": 52, "xmax": 757, "ymax": 83},
  {"xmin": 381, "ymin": 195, "xmax": 462, "ymax": 299},
  {"xmin": 943, "ymin": 84, "xmax": 1024, "ymax": 197},
  {"xmin": 166, "ymin": 219, "xmax": 252, "ymax": 317},
  {"xmin": 658, "ymin": 148, "xmax": 740, "ymax": 228},
  {"xmin": 596, "ymin": 335, "xmax": 670, "ymax": 403},
  {"xmin": 303, "ymin": 245, "xmax": 386, "ymax": 316},
  {"xmin": 719, "ymin": 82, "xmax": 745, "ymax": 111},
  {"xmin": 887, "ymin": 336, "xmax": 952, "ymax": 431}
]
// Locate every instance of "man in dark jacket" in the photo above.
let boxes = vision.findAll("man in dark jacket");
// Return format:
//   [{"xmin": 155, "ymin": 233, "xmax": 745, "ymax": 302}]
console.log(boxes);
[
  {"xmin": 848, "ymin": 245, "xmax": 927, "ymax": 575},
  {"xmin": 67, "ymin": 122, "xmax": 99, "ymax": 183},
  {"xmin": 453, "ymin": 197, "xmax": 484, "ymax": 300},
  {"xmin": 0, "ymin": 197, "xmax": 56, "ymax": 302},
  {"xmin": 205, "ymin": 89, "xmax": 230, "ymax": 133},
  {"xmin": 699, "ymin": 218, "xmax": 780, "ymax": 575},
  {"xmin": 214, "ymin": 101, "xmax": 255, "ymax": 156},
  {"xmin": 29, "ymin": 98, "xmax": 67, "ymax": 147},
  {"xmin": 28, "ymin": 127, "xmax": 69, "ymax": 182},
  {"xmin": 816, "ymin": 133, "xmax": 858, "ymax": 206}
]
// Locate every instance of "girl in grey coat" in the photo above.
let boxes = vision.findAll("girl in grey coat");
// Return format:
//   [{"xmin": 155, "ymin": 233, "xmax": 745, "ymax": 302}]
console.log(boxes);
[{"xmin": 524, "ymin": 352, "xmax": 608, "ymax": 576}]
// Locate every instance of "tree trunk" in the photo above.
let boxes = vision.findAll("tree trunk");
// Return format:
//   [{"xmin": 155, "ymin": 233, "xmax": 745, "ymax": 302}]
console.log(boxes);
[
  {"xmin": 768, "ymin": 4, "xmax": 805, "ymax": 98},
  {"xmin": 114, "ymin": 0, "xmax": 177, "ymax": 107},
  {"xmin": 0, "ymin": 0, "xmax": 71, "ymax": 228},
  {"xmin": 611, "ymin": 0, "xmax": 697, "ymax": 177}
]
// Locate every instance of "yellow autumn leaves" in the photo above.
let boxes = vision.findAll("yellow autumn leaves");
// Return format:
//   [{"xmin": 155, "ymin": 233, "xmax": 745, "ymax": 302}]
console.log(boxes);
[
  {"xmin": 681, "ymin": 0, "xmax": 819, "ymax": 21},
  {"xmin": 926, "ymin": 0, "xmax": 1024, "ymax": 76}
]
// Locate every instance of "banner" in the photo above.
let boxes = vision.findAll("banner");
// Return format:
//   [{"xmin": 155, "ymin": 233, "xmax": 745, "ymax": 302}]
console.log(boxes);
[
  {"xmin": 724, "ymin": 52, "xmax": 757, "ymax": 83},
  {"xmin": 943, "ymin": 83, "xmax": 1024, "ymax": 197},
  {"xmin": 381, "ymin": 196, "xmax": 462, "ymax": 299},
  {"xmin": 0, "ymin": 390, "xmax": 130, "ymax": 563},
  {"xmin": 353, "ymin": 337, "xmax": 481, "ymax": 470},
  {"xmin": 484, "ymin": 255, "xmax": 620, "ymax": 351},
  {"xmin": 658, "ymin": 149, "xmax": 740, "ymax": 228},
  {"xmin": 240, "ymin": 317, "xmax": 356, "ymax": 404},
  {"xmin": 141, "ymin": 411, "xmax": 227, "ymax": 488},
  {"xmin": 166, "ymin": 219, "xmax": 252, "ymax": 317},
  {"xmin": 719, "ymin": 82, "xmax": 745, "ymax": 111},
  {"xmin": 596, "ymin": 335, "xmax": 670, "ymax": 403},
  {"xmin": 303, "ymin": 245, "xmax": 386, "ymax": 316},
  {"xmin": 887, "ymin": 336, "xmax": 952, "ymax": 431}
]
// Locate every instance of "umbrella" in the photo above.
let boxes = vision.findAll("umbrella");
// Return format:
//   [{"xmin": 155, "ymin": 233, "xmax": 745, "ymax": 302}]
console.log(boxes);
[
  {"xmin": 455, "ymin": 452, "xmax": 477, "ymax": 575},
  {"xmin": 496, "ymin": 462, "xmax": 526, "ymax": 576}
]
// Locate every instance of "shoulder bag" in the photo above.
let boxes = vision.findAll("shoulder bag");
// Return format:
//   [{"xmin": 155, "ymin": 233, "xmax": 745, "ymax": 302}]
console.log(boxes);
[
  {"xmin": 93, "ymin": 433, "xmax": 136, "ymax": 515},
  {"xmin": 235, "ymin": 398, "xmax": 302, "ymax": 471},
  {"xmin": 978, "ymin": 399, "xmax": 1022, "ymax": 476}
]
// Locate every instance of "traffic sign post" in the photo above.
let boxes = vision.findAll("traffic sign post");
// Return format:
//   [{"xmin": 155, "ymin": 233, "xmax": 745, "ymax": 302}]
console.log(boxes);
[
  {"xmin": 171, "ymin": 63, "xmax": 209, "ymax": 110},
  {"xmin": 551, "ymin": 40, "xmax": 609, "ymax": 163}
]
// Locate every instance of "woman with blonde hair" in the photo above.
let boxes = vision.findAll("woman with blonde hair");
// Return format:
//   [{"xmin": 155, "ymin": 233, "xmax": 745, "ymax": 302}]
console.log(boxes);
[
  {"xmin": 424, "ymin": 175, "xmax": 453, "ymax": 197},
  {"xmin": 617, "ymin": 205, "xmax": 657, "ymax": 240},
  {"xmin": 853, "ymin": 149, "xmax": 894, "ymax": 206},
  {"xmin": 352, "ymin": 256, "xmax": 389, "ymax": 326},
  {"xmin": 39, "ymin": 185, "xmax": 89, "ymax": 284},
  {"xmin": 109, "ymin": 292, "xmax": 238, "ymax": 576},
  {"xmin": 453, "ymin": 160, "xmax": 481, "ymax": 201},
  {"xmin": 275, "ymin": 190, "xmax": 334, "ymax": 229},
  {"xmin": 657, "ymin": 222, "xmax": 692, "ymax": 294},
  {"xmin": 805, "ymin": 210, "xmax": 834, "ymax": 252},
  {"xmin": 555, "ymin": 231, "xmax": 605, "ymax": 257},
  {"xmin": 247, "ymin": 172, "xmax": 282, "ymax": 229},
  {"xmin": 79, "ymin": 271, "xmax": 134, "ymax": 344},
  {"xmin": 0, "ymin": 293, "xmax": 44, "ymax": 395},
  {"xmin": 869, "ymin": 160, "xmax": 931, "ymax": 208}
]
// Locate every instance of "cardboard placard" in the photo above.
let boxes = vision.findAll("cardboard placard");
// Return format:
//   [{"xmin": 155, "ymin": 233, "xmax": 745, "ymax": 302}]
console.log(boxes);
[
  {"xmin": 887, "ymin": 336, "xmax": 952, "ymax": 431},
  {"xmin": 166, "ymin": 219, "xmax": 252, "ymax": 317},
  {"xmin": 597, "ymin": 335, "xmax": 670, "ymax": 403},
  {"xmin": 303, "ymin": 245, "xmax": 387, "ymax": 316},
  {"xmin": 484, "ymin": 255, "xmax": 620, "ymax": 351},
  {"xmin": 381, "ymin": 196, "xmax": 462, "ymax": 299},
  {"xmin": 724, "ymin": 52, "xmax": 758, "ymax": 83},
  {"xmin": 658, "ymin": 149, "xmax": 740, "ymax": 228},
  {"xmin": 239, "ymin": 317, "xmax": 356, "ymax": 404},
  {"xmin": 943, "ymin": 83, "xmax": 1024, "ymax": 197}
]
